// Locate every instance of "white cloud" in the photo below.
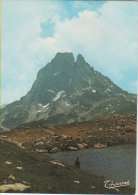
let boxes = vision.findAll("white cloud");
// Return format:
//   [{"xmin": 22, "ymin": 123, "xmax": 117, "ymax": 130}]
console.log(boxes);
[
  {"xmin": 46, "ymin": 1, "xmax": 138, "ymax": 89},
  {"xmin": 2, "ymin": 1, "xmax": 138, "ymax": 104}
]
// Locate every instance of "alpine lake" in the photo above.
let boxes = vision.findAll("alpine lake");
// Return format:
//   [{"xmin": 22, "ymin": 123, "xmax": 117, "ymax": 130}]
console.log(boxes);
[{"xmin": 50, "ymin": 144, "xmax": 136, "ymax": 187}]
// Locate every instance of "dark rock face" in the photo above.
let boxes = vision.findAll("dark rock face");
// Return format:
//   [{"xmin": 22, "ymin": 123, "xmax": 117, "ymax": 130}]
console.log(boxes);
[{"xmin": 1, "ymin": 52, "xmax": 137, "ymax": 129}]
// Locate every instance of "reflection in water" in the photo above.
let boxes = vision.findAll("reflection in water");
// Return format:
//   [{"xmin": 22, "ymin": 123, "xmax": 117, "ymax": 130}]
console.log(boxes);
[{"xmin": 50, "ymin": 144, "xmax": 136, "ymax": 187}]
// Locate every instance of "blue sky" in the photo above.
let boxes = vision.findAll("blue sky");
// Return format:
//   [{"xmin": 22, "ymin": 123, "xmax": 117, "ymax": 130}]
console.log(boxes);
[{"xmin": 2, "ymin": 0, "xmax": 138, "ymax": 104}]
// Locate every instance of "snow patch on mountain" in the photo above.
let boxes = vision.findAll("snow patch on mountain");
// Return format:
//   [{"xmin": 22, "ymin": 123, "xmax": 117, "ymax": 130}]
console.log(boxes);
[
  {"xmin": 107, "ymin": 89, "xmax": 111, "ymax": 92},
  {"xmin": 43, "ymin": 103, "xmax": 49, "ymax": 109},
  {"xmin": 92, "ymin": 89, "xmax": 96, "ymax": 93},
  {"xmin": 37, "ymin": 110, "xmax": 43, "ymax": 113},
  {"xmin": 105, "ymin": 88, "xmax": 112, "ymax": 93},
  {"xmin": 64, "ymin": 101, "xmax": 71, "ymax": 107},
  {"xmin": 54, "ymin": 72, "xmax": 60, "ymax": 76},
  {"xmin": 48, "ymin": 90, "xmax": 55, "ymax": 93},
  {"xmin": 37, "ymin": 103, "xmax": 49, "ymax": 112},
  {"xmin": 53, "ymin": 91, "xmax": 65, "ymax": 102}
]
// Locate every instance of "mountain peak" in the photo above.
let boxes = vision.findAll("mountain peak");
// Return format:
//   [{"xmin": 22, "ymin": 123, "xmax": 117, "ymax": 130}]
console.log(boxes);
[
  {"xmin": 52, "ymin": 52, "xmax": 75, "ymax": 63},
  {"xmin": 2, "ymin": 52, "xmax": 136, "ymax": 129},
  {"xmin": 52, "ymin": 52, "xmax": 86, "ymax": 64},
  {"xmin": 76, "ymin": 54, "xmax": 85, "ymax": 62}
]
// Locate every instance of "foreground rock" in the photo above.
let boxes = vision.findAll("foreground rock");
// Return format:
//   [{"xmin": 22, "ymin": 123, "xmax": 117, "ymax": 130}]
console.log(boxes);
[
  {"xmin": 94, "ymin": 143, "xmax": 107, "ymax": 149},
  {"xmin": 49, "ymin": 160, "xmax": 65, "ymax": 168},
  {"xmin": 68, "ymin": 146, "xmax": 78, "ymax": 151},
  {"xmin": 0, "ymin": 183, "xmax": 30, "ymax": 192}
]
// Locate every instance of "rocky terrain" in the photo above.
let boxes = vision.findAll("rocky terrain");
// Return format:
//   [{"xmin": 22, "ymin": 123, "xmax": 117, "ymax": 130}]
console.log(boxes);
[
  {"xmin": 0, "ymin": 114, "xmax": 136, "ymax": 154},
  {"xmin": 0, "ymin": 138, "xmax": 135, "ymax": 193},
  {"xmin": 1, "ymin": 52, "xmax": 136, "ymax": 129}
]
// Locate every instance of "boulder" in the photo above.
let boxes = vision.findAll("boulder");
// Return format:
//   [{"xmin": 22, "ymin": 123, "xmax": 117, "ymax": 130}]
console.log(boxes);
[
  {"xmin": 50, "ymin": 161, "xmax": 65, "ymax": 167},
  {"xmin": 50, "ymin": 147, "xmax": 59, "ymax": 153},
  {"xmin": 68, "ymin": 146, "xmax": 78, "ymax": 151},
  {"xmin": 16, "ymin": 166, "xmax": 23, "ymax": 171},
  {"xmin": 35, "ymin": 149, "xmax": 48, "ymax": 153},
  {"xmin": 53, "ymin": 135, "xmax": 60, "ymax": 140},
  {"xmin": 116, "ymin": 126, "xmax": 121, "ymax": 130},
  {"xmin": 94, "ymin": 143, "xmax": 107, "ymax": 149},
  {"xmin": 99, "ymin": 128, "xmax": 103, "ymax": 131},
  {"xmin": 8, "ymin": 174, "xmax": 15, "ymax": 180},
  {"xmin": 61, "ymin": 135, "xmax": 69, "ymax": 140},
  {"xmin": 0, "ymin": 135, "xmax": 7, "ymax": 138},
  {"xmin": 5, "ymin": 161, "xmax": 12, "ymax": 165},
  {"xmin": 46, "ymin": 129, "xmax": 54, "ymax": 135},
  {"xmin": 91, "ymin": 185, "xmax": 96, "ymax": 189},
  {"xmin": 17, "ymin": 143, "xmax": 25, "ymax": 149},
  {"xmin": 66, "ymin": 139, "xmax": 73, "ymax": 143},
  {"xmin": 0, "ymin": 183, "xmax": 30, "ymax": 192},
  {"xmin": 35, "ymin": 142, "xmax": 44, "ymax": 146},
  {"xmin": 76, "ymin": 144, "xmax": 85, "ymax": 150},
  {"xmin": 82, "ymin": 143, "xmax": 88, "ymax": 148},
  {"xmin": 73, "ymin": 181, "xmax": 80, "ymax": 184}
]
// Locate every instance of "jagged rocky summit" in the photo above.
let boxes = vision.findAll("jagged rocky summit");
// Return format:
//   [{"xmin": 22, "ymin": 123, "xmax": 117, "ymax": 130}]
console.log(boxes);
[{"xmin": 1, "ymin": 52, "xmax": 137, "ymax": 129}]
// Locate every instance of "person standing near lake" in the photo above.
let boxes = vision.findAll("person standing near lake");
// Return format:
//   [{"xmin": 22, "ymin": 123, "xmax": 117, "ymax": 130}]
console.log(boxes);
[{"xmin": 75, "ymin": 157, "xmax": 80, "ymax": 169}]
